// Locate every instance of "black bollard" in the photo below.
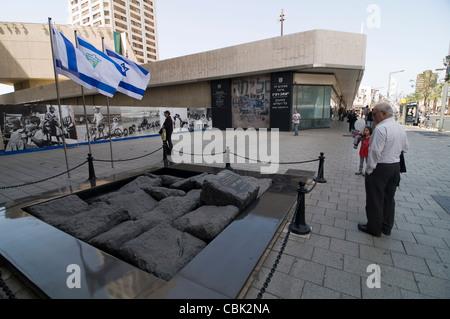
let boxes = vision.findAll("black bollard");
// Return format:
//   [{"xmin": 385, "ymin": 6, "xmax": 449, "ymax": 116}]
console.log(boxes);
[
  {"xmin": 162, "ymin": 142, "xmax": 168, "ymax": 167},
  {"xmin": 289, "ymin": 181, "xmax": 311, "ymax": 235},
  {"xmin": 87, "ymin": 153, "xmax": 96, "ymax": 181},
  {"xmin": 314, "ymin": 152, "xmax": 327, "ymax": 183},
  {"xmin": 225, "ymin": 146, "xmax": 231, "ymax": 170}
]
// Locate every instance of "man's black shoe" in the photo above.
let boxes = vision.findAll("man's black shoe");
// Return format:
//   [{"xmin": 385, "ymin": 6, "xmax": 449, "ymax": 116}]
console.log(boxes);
[
  {"xmin": 382, "ymin": 228, "xmax": 391, "ymax": 236},
  {"xmin": 358, "ymin": 224, "xmax": 381, "ymax": 238}
]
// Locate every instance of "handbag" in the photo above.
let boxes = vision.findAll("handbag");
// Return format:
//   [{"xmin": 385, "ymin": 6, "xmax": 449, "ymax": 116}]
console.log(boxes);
[
  {"xmin": 399, "ymin": 151, "xmax": 406, "ymax": 173},
  {"xmin": 161, "ymin": 127, "xmax": 167, "ymax": 142}
]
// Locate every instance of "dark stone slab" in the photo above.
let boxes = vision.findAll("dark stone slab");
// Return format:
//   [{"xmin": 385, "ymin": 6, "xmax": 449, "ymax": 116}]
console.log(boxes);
[
  {"xmin": 143, "ymin": 186, "xmax": 186, "ymax": 201},
  {"xmin": 145, "ymin": 173, "xmax": 184, "ymax": 187},
  {"xmin": 172, "ymin": 205, "xmax": 240, "ymax": 241},
  {"xmin": 58, "ymin": 202, "xmax": 130, "ymax": 241},
  {"xmin": 101, "ymin": 188, "xmax": 159, "ymax": 220},
  {"xmin": 89, "ymin": 212, "xmax": 166, "ymax": 255},
  {"xmin": 152, "ymin": 189, "xmax": 202, "ymax": 220},
  {"xmin": 200, "ymin": 170, "xmax": 260, "ymax": 212},
  {"xmin": 169, "ymin": 172, "xmax": 210, "ymax": 192},
  {"xmin": 26, "ymin": 194, "xmax": 89, "ymax": 228},
  {"xmin": 120, "ymin": 222, "xmax": 206, "ymax": 281},
  {"xmin": 118, "ymin": 175, "xmax": 163, "ymax": 192}
]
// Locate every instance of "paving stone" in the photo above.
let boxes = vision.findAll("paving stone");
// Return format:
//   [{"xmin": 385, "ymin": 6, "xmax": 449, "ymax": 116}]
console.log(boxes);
[
  {"xmin": 323, "ymin": 267, "xmax": 361, "ymax": 298},
  {"xmin": 330, "ymin": 238, "xmax": 359, "ymax": 257},
  {"xmin": 391, "ymin": 252, "xmax": 430, "ymax": 275},
  {"xmin": 362, "ymin": 281, "xmax": 403, "ymax": 299},
  {"xmin": 403, "ymin": 241, "xmax": 440, "ymax": 261},
  {"xmin": 312, "ymin": 247, "xmax": 344, "ymax": 269},
  {"xmin": 414, "ymin": 273, "xmax": 450, "ymax": 299},
  {"xmin": 425, "ymin": 259, "xmax": 450, "ymax": 280},
  {"xmin": 359, "ymin": 245, "xmax": 393, "ymax": 266},
  {"xmin": 300, "ymin": 282, "xmax": 340, "ymax": 299},
  {"xmin": 290, "ymin": 258, "xmax": 326, "ymax": 285}
]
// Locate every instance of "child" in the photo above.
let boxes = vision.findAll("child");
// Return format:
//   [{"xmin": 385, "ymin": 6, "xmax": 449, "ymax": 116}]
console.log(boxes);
[{"xmin": 354, "ymin": 126, "xmax": 372, "ymax": 175}]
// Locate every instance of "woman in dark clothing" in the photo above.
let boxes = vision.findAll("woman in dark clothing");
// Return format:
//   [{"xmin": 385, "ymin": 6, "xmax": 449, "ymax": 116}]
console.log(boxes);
[{"xmin": 347, "ymin": 110, "xmax": 358, "ymax": 132}]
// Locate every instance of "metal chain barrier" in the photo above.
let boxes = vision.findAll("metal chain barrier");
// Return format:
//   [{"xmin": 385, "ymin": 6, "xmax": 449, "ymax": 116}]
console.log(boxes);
[
  {"xmin": 0, "ymin": 269, "xmax": 17, "ymax": 299},
  {"xmin": 0, "ymin": 146, "xmax": 164, "ymax": 190},
  {"xmin": 93, "ymin": 146, "xmax": 163, "ymax": 163},
  {"xmin": 229, "ymin": 151, "xmax": 320, "ymax": 165},
  {"xmin": 256, "ymin": 162, "xmax": 324, "ymax": 299},
  {"xmin": 0, "ymin": 160, "xmax": 88, "ymax": 190}
]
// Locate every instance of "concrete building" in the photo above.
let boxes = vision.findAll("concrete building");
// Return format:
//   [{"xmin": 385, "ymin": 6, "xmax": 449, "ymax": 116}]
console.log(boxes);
[
  {"xmin": 0, "ymin": 22, "xmax": 116, "ymax": 91},
  {"xmin": 0, "ymin": 27, "xmax": 366, "ymax": 133},
  {"xmin": 68, "ymin": 0, "xmax": 159, "ymax": 64}
]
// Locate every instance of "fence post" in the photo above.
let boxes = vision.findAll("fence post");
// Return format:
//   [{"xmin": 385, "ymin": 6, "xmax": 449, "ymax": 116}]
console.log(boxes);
[
  {"xmin": 314, "ymin": 152, "xmax": 326, "ymax": 183},
  {"xmin": 162, "ymin": 142, "xmax": 169, "ymax": 167},
  {"xmin": 87, "ymin": 153, "xmax": 96, "ymax": 181},
  {"xmin": 225, "ymin": 146, "xmax": 231, "ymax": 170},
  {"xmin": 289, "ymin": 181, "xmax": 311, "ymax": 235}
]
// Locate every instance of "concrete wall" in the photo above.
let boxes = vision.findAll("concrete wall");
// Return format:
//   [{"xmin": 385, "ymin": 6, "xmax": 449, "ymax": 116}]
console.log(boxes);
[{"xmin": 0, "ymin": 22, "xmax": 115, "ymax": 88}]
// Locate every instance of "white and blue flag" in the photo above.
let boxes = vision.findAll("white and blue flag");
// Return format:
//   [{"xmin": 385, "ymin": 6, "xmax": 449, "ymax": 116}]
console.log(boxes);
[
  {"xmin": 104, "ymin": 45, "xmax": 151, "ymax": 100},
  {"xmin": 75, "ymin": 34, "xmax": 125, "ymax": 97},
  {"xmin": 52, "ymin": 26, "xmax": 122, "ymax": 97}
]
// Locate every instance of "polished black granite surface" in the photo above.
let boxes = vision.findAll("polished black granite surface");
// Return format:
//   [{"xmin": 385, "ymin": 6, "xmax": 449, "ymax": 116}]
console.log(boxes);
[{"xmin": 0, "ymin": 164, "xmax": 312, "ymax": 299}]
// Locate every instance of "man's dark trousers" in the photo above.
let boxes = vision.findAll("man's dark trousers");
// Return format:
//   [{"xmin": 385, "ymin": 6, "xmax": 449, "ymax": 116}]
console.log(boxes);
[{"xmin": 365, "ymin": 163, "xmax": 400, "ymax": 236}]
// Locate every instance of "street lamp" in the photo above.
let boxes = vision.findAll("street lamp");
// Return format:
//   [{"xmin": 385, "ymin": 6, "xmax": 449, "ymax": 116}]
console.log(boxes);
[
  {"xmin": 438, "ymin": 49, "xmax": 450, "ymax": 132},
  {"xmin": 387, "ymin": 70, "xmax": 405, "ymax": 99}
]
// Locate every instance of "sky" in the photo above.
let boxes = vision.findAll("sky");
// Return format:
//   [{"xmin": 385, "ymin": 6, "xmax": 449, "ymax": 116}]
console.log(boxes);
[{"xmin": 0, "ymin": 0, "xmax": 449, "ymax": 99}]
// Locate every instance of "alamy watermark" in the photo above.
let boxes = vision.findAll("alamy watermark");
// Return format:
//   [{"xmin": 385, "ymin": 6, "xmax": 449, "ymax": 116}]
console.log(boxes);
[
  {"xmin": 171, "ymin": 128, "xmax": 280, "ymax": 174},
  {"xmin": 366, "ymin": 4, "xmax": 381, "ymax": 29},
  {"xmin": 366, "ymin": 264, "xmax": 381, "ymax": 288},
  {"xmin": 66, "ymin": 264, "xmax": 81, "ymax": 289}
]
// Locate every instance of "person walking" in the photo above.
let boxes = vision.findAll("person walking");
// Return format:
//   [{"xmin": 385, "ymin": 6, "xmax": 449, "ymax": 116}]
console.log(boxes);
[
  {"xmin": 292, "ymin": 109, "xmax": 301, "ymax": 136},
  {"xmin": 358, "ymin": 102, "xmax": 409, "ymax": 237}
]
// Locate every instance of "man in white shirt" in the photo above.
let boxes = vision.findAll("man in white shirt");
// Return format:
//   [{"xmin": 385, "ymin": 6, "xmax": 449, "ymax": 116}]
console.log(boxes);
[
  {"xmin": 292, "ymin": 109, "xmax": 301, "ymax": 136},
  {"xmin": 358, "ymin": 102, "xmax": 409, "ymax": 237}
]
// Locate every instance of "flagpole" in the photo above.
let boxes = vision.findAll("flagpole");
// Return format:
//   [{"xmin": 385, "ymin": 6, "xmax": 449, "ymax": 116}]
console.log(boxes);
[
  {"xmin": 74, "ymin": 30, "xmax": 92, "ymax": 154},
  {"xmin": 48, "ymin": 17, "xmax": 71, "ymax": 178},
  {"xmin": 102, "ymin": 36, "xmax": 114, "ymax": 168}
]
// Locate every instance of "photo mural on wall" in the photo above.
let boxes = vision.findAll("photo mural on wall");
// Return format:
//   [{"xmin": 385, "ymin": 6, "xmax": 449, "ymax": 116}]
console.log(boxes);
[
  {"xmin": 1, "ymin": 104, "xmax": 214, "ymax": 155},
  {"xmin": 0, "ymin": 104, "xmax": 77, "ymax": 152},
  {"xmin": 231, "ymin": 75, "xmax": 271, "ymax": 128}
]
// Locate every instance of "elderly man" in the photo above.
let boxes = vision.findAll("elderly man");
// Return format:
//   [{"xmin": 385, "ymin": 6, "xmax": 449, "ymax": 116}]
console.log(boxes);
[{"xmin": 358, "ymin": 102, "xmax": 409, "ymax": 237}]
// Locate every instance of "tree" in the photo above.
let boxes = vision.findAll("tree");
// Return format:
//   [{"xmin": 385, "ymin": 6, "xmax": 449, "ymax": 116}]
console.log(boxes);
[{"xmin": 429, "ymin": 82, "xmax": 443, "ymax": 112}]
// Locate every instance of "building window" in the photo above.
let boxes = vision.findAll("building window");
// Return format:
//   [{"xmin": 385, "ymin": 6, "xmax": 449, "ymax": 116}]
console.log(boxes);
[{"xmin": 293, "ymin": 85, "xmax": 331, "ymax": 119}]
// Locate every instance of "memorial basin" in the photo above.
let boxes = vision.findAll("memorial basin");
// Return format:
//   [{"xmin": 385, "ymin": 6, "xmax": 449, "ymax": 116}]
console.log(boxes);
[{"xmin": 0, "ymin": 164, "xmax": 312, "ymax": 299}]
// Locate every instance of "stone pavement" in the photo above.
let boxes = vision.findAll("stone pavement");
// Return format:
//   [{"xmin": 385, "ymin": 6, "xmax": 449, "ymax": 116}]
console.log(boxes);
[{"xmin": 1, "ymin": 117, "xmax": 450, "ymax": 299}]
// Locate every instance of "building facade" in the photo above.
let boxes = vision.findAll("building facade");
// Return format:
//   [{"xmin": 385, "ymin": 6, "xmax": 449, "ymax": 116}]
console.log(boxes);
[
  {"xmin": 0, "ymin": 29, "xmax": 366, "ymax": 153},
  {"xmin": 68, "ymin": 0, "xmax": 159, "ymax": 63}
]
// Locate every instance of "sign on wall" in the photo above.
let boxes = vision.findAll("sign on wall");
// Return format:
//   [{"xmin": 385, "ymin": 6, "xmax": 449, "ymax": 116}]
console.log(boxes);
[{"xmin": 270, "ymin": 72, "xmax": 292, "ymax": 131}]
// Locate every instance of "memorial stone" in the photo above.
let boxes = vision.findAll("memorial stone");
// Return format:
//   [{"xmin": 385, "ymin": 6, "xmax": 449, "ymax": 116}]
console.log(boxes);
[{"xmin": 200, "ymin": 170, "xmax": 260, "ymax": 212}]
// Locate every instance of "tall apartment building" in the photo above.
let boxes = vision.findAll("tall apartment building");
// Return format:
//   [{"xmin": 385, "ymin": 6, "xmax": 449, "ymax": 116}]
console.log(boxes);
[
  {"xmin": 415, "ymin": 70, "xmax": 437, "ymax": 92},
  {"xmin": 68, "ymin": 0, "xmax": 159, "ymax": 64}
]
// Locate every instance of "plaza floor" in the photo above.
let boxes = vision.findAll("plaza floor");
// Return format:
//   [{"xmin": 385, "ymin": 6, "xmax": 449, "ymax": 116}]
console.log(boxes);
[{"xmin": 1, "ymin": 117, "xmax": 449, "ymax": 299}]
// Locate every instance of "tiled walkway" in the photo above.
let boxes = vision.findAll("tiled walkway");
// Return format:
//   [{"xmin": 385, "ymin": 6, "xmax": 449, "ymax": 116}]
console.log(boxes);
[{"xmin": 1, "ymin": 118, "xmax": 449, "ymax": 299}]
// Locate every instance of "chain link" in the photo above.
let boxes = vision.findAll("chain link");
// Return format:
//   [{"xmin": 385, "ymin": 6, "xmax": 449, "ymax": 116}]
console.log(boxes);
[
  {"xmin": 0, "ymin": 269, "xmax": 17, "ymax": 299},
  {"xmin": 0, "ymin": 160, "xmax": 88, "ymax": 190}
]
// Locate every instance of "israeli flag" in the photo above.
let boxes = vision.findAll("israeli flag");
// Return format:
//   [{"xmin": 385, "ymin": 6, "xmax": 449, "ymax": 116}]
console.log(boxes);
[
  {"xmin": 51, "ymin": 26, "xmax": 122, "ymax": 97},
  {"xmin": 105, "ymin": 45, "xmax": 151, "ymax": 100},
  {"xmin": 75, "ymin": 34, "xmax": 125, "ymax": 97}
]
